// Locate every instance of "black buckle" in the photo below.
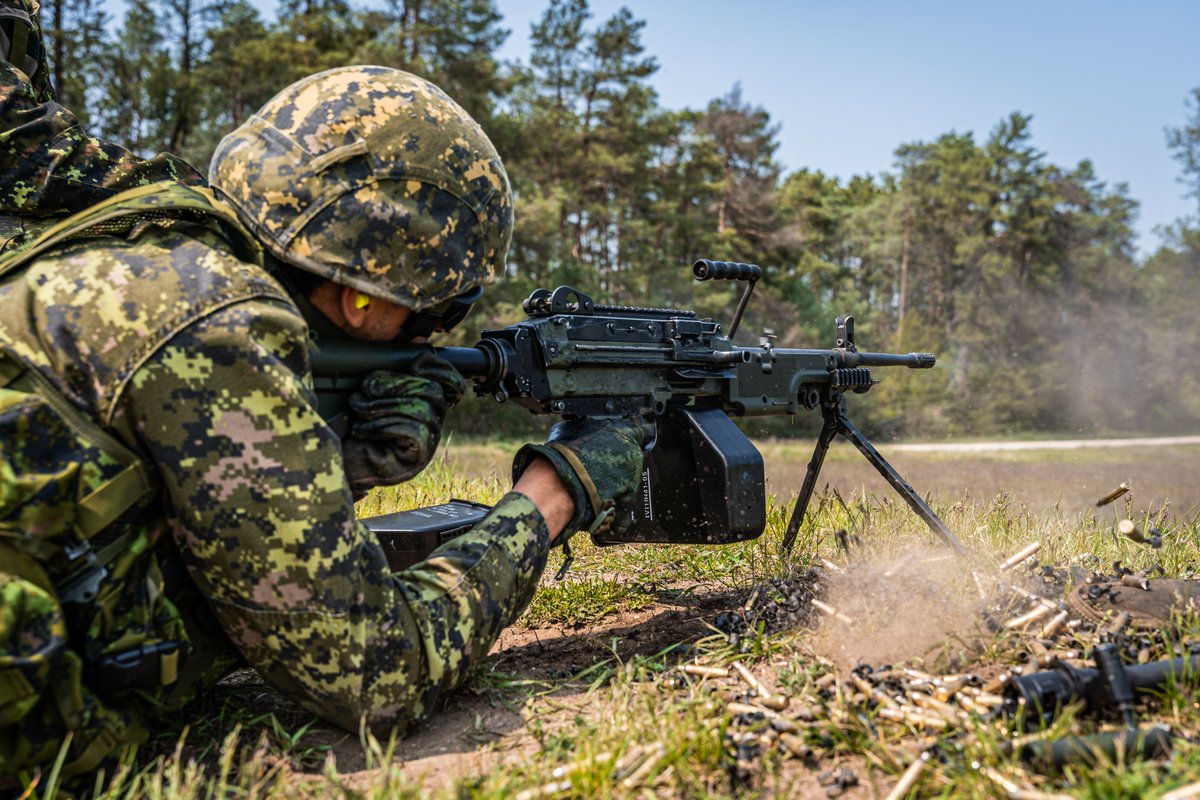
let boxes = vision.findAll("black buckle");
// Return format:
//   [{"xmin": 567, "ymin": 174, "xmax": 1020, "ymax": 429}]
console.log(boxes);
[{"xmin": 93, "ymin": 641, "xmax": 181, "ymax": 695}]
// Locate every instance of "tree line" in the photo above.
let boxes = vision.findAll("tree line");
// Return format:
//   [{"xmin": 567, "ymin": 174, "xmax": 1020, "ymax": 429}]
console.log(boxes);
[{"xmin": 41, "ymin": 0, "xmax": 1200, "ymax": 437}]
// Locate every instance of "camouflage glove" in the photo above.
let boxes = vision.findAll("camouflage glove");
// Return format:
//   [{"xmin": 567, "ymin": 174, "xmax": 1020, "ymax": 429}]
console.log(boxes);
[
  {"xmin": 512, "ymin": 418, "xmax": 645, "ymax": 543},
  {"xmin": 341, "ymin": 352, "xmax": 467, "ymax": 494}
]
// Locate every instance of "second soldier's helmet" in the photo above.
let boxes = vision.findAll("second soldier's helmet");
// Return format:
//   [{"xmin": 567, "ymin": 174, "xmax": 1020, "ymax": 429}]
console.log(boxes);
[{"xmin": 209, "ymin": 66, "xmax": 512, "ymax": 311}]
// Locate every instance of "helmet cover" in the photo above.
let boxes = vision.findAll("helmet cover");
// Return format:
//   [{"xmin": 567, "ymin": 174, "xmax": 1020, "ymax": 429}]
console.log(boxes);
[{"xmin": 210, "ymin": 66, "xmax": 512, "ymax": 310}]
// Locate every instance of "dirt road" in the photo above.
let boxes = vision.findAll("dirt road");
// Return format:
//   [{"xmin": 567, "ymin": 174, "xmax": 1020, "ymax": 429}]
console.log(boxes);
[{"xmin": 889, "ymin": 435, "xmax": 1200, "ymax": 453}]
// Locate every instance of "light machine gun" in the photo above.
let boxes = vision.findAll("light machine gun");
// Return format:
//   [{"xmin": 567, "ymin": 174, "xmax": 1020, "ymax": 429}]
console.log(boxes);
[{"xmin": 310, "ymin": 260, "xmax": 966, "ymax": 560}]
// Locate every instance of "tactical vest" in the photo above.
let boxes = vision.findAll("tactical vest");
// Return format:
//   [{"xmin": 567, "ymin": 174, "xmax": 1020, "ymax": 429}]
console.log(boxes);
[{"xmin": 0, "ymin": 181, "xmax": 284, "ymax": 781}]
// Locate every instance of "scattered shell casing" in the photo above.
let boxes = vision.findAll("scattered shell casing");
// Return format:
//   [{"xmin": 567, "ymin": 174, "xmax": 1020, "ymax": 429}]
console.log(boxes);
[
  {"xmin": 979, "ymin": 767, "xmax": 1075, "ymax": 799},
  {"xmin": 1117, "ymin": 518, "xmax": 1145, "ymax": 543},
  {"xmin": 982, "ymin": 673, "xmax": 1011, "ymax": 694},
  {"xmin": 743, "ymin": 586, "xmax": 762, "ymax": 612},
  {"xmin": 1096, "ymin": 482, "xmax": 1131, "ymax": 507},
  {"xmin": 514, "ymin": 779, "xmax": 572, "ymax": 800},
  {"xmin": 973, "ymin": 692, "xmax": 1005, "ymax": 708},
  {"xmin": 852, "ymin": 674, "xmax": 900, "ymax": 709},
  {"xmin": 1040, "ymin": 611, "xmax": 1070, "ymax": 638},
  {"xmin": 883, "ymin": 751, "xmax": 931, "ymax": 800},
  {"xmin": 680, "ymin": 664, "xmax": 730, "ymax": 679},
  {"xmin": 812, "ymin": 599, "xmax": 854, "ymax": 625},
  {"xmin": 955, "ymin": 693, "xmax": 987, "ymax": 715},
  {"xmin": 1004, "ymin": 603, "xmax": 1054, "ymax": 630},
  {"xmin": 779, "ymin": 732, "xmax": 812, "ymax": 759},
  {"xmin": 731, "ymin": 661, "xmax": 789, "ymax": 710},
  {"xmin": 816, "ymin": 673, "xmax": 839, "ymax": 690},
  {"xmin": 999, "ymin": 542, "xmax": 1042, "ymax": 571},
  {"xmin": 819, "ymin": 557, "xmax": 844, "ymax": 573},
  {"xmin": 620, "ymin": 743, "xmax": 665, "ymax": 791},
  {"xmin": 1036, "ymin": 652, "xmax": 1061, "ymax": 669},
  {"xmin": 1120, "ymin": 574, "xmax": 1150, "ymax": 590},
  {"xmin": 1106, "ymin": 611, "xmax": 1133, "ymax": 634},
  {"xmin": 768, "ymin": 716, "xmax": 800, "ymax": 733},
  {"xmin": 910, "ymin": 691, "xmax": 963, "ymax": 724},
  {"xmin": 612, "ymin": 745, "xmax": 648, "ymax": 779},
  {"xmin": 877, "ymin": 706, "xmax": 949, "ymax": 730}
]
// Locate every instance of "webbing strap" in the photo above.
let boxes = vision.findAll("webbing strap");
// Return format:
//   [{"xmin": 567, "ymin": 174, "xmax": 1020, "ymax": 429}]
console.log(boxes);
[
  {"xmin": 76, "ymin": 462, "xmax": 152, "ymax": 540},
  {"xmin": 0, "ymin": 667, "xmax": 34, "ymax": 708},
  {"xmin": 7, "ymin": 14, "xmax": 27, "ymax": 69}
]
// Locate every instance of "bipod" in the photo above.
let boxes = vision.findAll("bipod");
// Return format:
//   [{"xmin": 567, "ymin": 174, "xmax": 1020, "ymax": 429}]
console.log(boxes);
[{"xmin": 780, "ymin": 396, "xmax": 966, "ymax": 556}]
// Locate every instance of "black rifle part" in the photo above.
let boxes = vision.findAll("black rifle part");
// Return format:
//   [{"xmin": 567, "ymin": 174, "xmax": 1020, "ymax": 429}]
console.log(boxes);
[
  {"xmin": 363, "ymin": 500, "xmax": 492, "ymax": 571},
  {"xmin": 1005, "ymin": 649, "xmax": 1199, "ymax": 730},
  {"xmin": 1003, "ymin": 643, "xmax": 1188, "ymax": 772},
  {"xmin": 1014, "ymin": 725, "xmax": 1173, "ymax": 773},
  {"xmin": 779, "ymin": 396, "xmax": 966, "ymax": 555},
  {"xmin": 310, "ymin": 263, "xmax": 964, "ymax": 556}
]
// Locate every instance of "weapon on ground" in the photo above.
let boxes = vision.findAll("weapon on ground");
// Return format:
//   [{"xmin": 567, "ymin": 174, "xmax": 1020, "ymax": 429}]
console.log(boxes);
[
  {"xmin": 311, "ymin": 260, "xmax": 966, "ymax": 558},
  {"xmin": 1001, "ymin": 643, "xmax": 1189, "ymax": 771}
]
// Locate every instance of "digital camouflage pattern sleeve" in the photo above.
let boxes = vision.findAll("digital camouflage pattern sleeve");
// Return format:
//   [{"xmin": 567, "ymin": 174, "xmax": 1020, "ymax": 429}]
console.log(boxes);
[
  {"xmin": 113, "ymin": 297, "xmax": 551, "ymax": 732},
  {"xmin": 0, "ymin": 60, "xmax": 202, "ymax": 219}
]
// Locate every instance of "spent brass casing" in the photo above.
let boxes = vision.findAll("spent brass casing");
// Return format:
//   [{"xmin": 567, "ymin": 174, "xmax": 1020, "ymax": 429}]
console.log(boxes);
[
  {"xmin": 1120, "ymin": 573, "xmax": 1150, "ymax": 590},
  {"xmin": 999, "ymin": 541, "xmax": 1042, "ymax": 571},
  {"xmin": 1106, "ymin": 611, "xmax": 1133, "ymax": 634},
  {"xmin": 1096, "ymin": 482, "xmax": 1131, "ymax": 507},
  {"xmin": 812, "ymin": 599, "xmax": 854, "ymax": 625},
  {"xmin": 884, "ymin": 752, "xmax": 931, "ymax": 800},
  {"xmin": 680, "ymin": 664, "xmax": 730, "ymax": 679},
  {"xmin": 1117, "ymin": 518, "xmax": 1145, "ymax": 543},
  {"xmin": 878, "ymin": 706, "xmax": 949, "ymax": 730},
  {"xmin": 1040, "ymin": 611, "xmax": 1070, "ymax": 638},
  {"xmin": 1004, "ymin": 603, "xmax": 1054, "ymax": 630},
  {"xmin": 620, "ymin": 743, "xmax": 665, "ymax": 791},
  {"xmin": 778, "ymin": 732, "xmax": 812, "ymax": 759}
]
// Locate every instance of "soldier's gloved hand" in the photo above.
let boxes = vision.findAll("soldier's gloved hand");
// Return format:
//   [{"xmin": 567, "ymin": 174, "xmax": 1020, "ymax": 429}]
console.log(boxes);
[
  {"xmin": 341, "ymin": 352, "xmax": 467, "ymax": 494},
  {"xmin": 512, "ymin": 418, "xmax": 646, "ymax": 542}
]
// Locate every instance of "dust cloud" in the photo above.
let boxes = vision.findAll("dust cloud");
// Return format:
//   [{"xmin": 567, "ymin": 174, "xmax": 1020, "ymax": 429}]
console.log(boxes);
[{"xmin": 811, "ymin": 546, "xmax": 986, "ymax": 671}]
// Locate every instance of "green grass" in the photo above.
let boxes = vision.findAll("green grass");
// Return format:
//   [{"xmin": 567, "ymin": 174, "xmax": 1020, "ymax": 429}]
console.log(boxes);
[{"xmin": 25, "ymin": 439, "xmax": 1200, "ymax": 799}]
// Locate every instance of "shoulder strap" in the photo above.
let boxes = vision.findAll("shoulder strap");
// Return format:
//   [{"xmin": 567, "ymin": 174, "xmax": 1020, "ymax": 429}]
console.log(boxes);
[
  {"xmin": 0, "ymin": 181, "xmax": 262, "ymax": 280},
  {"xmin": 1, "ymin": 350, "xmax": 153, "ymax": 543}
]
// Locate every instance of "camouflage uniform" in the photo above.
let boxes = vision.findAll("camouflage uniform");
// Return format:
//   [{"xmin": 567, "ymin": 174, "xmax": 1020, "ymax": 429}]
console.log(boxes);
[{"xmin": 0, "ymin": 58, "xmax": 549, "ymax": 784}]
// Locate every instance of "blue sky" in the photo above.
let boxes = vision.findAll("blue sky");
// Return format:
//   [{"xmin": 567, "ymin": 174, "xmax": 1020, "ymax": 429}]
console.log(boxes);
[
  {"xmin": 100, "ymin": 0, "xmax": 1200, "ymax": 258},
  {"xmin": 494, "ymin": 0, "xmax": 1199, "ymax": 259}
]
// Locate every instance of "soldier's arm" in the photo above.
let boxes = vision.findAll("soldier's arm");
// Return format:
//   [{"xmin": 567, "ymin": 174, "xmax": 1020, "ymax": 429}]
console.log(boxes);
[
  {"xmin": 0, "ymin": 61, "xmax": 203, "ymax": 218},
  {"xmin": 115, "ymin": 298, "xmax": 550, "ymax": 732}
]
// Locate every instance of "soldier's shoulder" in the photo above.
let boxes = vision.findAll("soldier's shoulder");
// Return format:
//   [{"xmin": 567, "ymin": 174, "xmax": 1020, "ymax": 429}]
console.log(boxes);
[{"xmin": 6, "ymin": 225, "xmax": 296, "ymax": 419}]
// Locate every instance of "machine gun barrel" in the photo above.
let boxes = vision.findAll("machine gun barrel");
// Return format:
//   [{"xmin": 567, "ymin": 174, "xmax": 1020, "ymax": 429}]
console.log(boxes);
[
  {"xmin": 309, "ymin": 340, "xmax": 498, "ymax": 383},
  {"xmin": 834, "ymin": 350, "xmax": 936, "ymax": 369}
]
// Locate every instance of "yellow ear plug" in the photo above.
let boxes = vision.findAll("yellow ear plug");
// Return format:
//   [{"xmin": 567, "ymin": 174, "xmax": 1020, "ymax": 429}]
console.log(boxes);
[{"xmin": 355, "ymin": 293, "xmax": 371, "ymax": 310}]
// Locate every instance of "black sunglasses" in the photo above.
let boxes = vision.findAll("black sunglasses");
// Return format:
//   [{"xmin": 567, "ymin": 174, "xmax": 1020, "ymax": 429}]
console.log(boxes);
[{"xmin": 400, "ymin": 285, "xmax": 484, "ymax": 340}]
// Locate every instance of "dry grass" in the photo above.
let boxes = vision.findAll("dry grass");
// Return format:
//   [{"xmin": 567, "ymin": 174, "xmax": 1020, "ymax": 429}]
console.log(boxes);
[{"xmin": 29, "ymin": 438, "xmax": 1200, "ymax": 799}]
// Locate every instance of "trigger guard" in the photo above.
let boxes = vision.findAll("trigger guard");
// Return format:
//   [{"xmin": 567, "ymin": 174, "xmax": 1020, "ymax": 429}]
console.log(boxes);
[{"xmin": 640, "ymin": 416, "xmax": 658, "ymax": 452}]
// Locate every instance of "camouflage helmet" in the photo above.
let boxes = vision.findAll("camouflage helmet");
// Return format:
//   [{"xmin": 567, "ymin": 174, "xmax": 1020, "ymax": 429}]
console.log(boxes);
[{"xmin": 209, "ymin": 66, "xmax": 513, "ymax": 311}]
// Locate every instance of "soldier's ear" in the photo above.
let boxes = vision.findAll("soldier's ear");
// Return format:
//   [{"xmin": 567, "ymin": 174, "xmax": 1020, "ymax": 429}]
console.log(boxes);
[{"xmin": 340, "ymin": 286, "xmax": 371, "ymax": 329}]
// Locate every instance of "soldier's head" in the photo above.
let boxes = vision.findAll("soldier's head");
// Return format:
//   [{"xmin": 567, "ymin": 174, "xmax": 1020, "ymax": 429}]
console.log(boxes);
[{"xmin": 209, "ymin": 66, "xmax": 512, "ymax": 341}]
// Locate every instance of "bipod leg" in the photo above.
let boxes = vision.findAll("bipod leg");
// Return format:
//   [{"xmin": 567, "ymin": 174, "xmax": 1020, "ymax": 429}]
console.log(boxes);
[
  {"xmin": 835, "ymin": 408, "xmax": 966, "ymax": 556},
  {"xmin": 781, "ymin": 404, "xmax": 840, "ymax": 555}
]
